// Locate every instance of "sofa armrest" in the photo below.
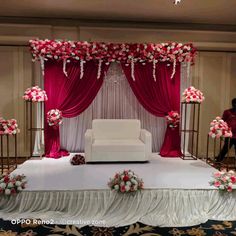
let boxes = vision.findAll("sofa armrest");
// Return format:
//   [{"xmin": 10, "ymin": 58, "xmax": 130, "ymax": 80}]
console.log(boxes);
[
  {"xmin": 84, "ymin": 129, "xmax": 94, "ymax": 162},
  {"xmin": 140, "ymin": 129, "xmax": 152, "ymax": 159}
]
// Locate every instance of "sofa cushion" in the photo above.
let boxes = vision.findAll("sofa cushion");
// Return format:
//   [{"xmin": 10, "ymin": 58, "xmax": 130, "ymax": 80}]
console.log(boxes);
[
  {"xmin": 92, "ymin": 119, "xmax": 141, "ymax": 139},
  {"xmin": 92, "ymin": 139, "xmax": 145, "ymax": 152}
]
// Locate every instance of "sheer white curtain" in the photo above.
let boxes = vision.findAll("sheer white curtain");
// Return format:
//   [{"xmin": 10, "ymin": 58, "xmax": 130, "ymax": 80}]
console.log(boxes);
[{"xmin": 60, "ymin": 63, "xmax": 167, "ymax": 152}]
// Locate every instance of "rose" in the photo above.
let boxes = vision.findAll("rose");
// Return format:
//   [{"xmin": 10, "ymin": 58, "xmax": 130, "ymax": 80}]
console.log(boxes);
[
  {"xmin": 4, "ymin": 189, "xmax": 11, "ymax": 195},
  {"xmin": 123, "ymin": 175, "xmax": 129, "ymax": 182},
  {"xmin": 230, "ymin": 176, "xmax": 236, "ymax": 184},
  {"xmin": 227, "ymin": 186, "xmax": 233, "ymax": 192},
  {"xmin": 214, "ymin": 181, "xmax": 221, "ymax": 187},
  {"xmin": 7, "ymin": 182, "xmax": 14, "ymax": 188},
  {"xmin": 214, "ymin": 172, "xmax": 222, "ymax": 178},
  {"xmin": 114, "ymin": 185, "xmax": 119, "ymax": 190},
  {"xmin": 0, "ymin": 183, "xmax": 6, "ymax": 189}
]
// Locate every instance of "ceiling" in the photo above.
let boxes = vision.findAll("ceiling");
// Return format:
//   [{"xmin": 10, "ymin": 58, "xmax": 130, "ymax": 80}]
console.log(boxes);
[{"xmin": 0, "ymin": 0, "xmax": 236, "ymax": 26}]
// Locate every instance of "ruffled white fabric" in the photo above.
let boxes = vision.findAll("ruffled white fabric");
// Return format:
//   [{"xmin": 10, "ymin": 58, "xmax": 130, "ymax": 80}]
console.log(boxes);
[{"xmin": 0, "ymin": 189, "xmax": 236, "ymax": 227}]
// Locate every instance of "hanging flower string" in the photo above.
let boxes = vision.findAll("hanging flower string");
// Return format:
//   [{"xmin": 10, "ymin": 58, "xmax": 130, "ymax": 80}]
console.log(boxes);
[
  {"xmin": 63, "ymin": 59, "xmax": 68, "ymax": 77},
  {"xmin": 29, "ymin": 40, "xmax": 197, "ymax": 79},
  {"xmin": 97, "ymin": 59, "xmax": 102, "ymax": 79},
  {"xmin": 170, "ymin": 58, "xmax": 176, "ymax": 79},
  {"xmin": 80, "ymin": 59, "xmax": 84, "ymax": 79},
  {"xmin": 153, "ymin": 60, "xmax": 157, "ymax": 82},
  {"xmin": 131, "ymin": 57, "xmax": 135, "ymax": 81}
]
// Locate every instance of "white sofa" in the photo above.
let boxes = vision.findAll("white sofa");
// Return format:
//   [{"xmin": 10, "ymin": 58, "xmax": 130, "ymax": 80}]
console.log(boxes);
[{"xmin": 85, "ymin": 119, "xmax": 152, "ymax": 162}]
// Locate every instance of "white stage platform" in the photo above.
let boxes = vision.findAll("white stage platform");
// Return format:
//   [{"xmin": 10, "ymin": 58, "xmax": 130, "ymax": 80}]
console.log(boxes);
[{"xmin": 0, "ymin": 154, "xmax": 236, "ymax": 227}]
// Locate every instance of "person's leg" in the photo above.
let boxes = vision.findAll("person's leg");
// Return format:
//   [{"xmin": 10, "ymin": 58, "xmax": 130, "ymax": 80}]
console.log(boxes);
[{"xmin": 216, "ymin": 138, "xmax": 231, "ymax": 162}]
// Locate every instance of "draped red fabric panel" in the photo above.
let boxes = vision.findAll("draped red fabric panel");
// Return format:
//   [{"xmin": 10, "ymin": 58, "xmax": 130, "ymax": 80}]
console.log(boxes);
[
  {"xmin": 44, "ymin": 61, "xmax": 109, "ymax": 158},
  {"xmin": 121, "ymin": 62, "xmax": 182, "ymax": 157}
]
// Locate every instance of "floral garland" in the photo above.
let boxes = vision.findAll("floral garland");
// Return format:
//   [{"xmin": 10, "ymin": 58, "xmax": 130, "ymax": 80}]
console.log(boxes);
[
  {"xmin": 0, "ymin": 173, "xmax": 26, "ymax": 195},
  {"xmin": 29, "ymin": 39, "xmax": 197, "ymax": 80},
  {"xmin": 23, "ymin": 86, "xmax": 48, "ymax": 102},
  {"xmin": 209, "ymin": 117, "xmax": 232, "ymax": 138},
  {"xmin": 209, "ymin": 170, "xmax": 236, "ymax": 192},
  {"xmin": 182, "ymin": 86, "xmax": 205, "ymax": 103},
  {"xmin": 166, "ymin": 111, "xmax": 180, "ymax": 129},
  {"xmin": 0, "ymin": 117, "xmax": 20, "ymax": 135},
  {"xmin": 108, "ymin": 170, "xmax": 144, "ymax": 193},
  {"xmin": 47, "ymin": 109, "xmax": 63, "ymax": 127}
]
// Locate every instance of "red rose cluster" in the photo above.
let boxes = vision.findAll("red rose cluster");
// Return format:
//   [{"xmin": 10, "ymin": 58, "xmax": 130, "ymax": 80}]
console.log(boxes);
[
  {"xmin": 29, "ymin": 40, "xmax": 197, "ymax": 65},
  {"xmin": 47, "ymin": 109, "xmax": 63, "ymax": 127},
  {"xmin": 182, "ymin": 86, "xmax": 205, "ymax": 103},
  {"xmin": 209, "ymin": 117, "xmax": 232, "ymax": 138},
  {"xmin": 108, "ymin": 170, "xmax": 144, "ymax": 193},
  {"xmin": 70, "ymin": 154, "xmax": 85, "ymax": 165},
  {"xmin": 166, "ymin": 111, "xmax": 180, "ymax": 129},
  {"xmin": 0, "ymin": 117, "xmax": 20, "ymax": 135},
  {"xmin": 0, "ymin": 173, "xmax": 26, "ymax": 195},
  {"xmin": 23, "ymin": 86, "xmax": 48, "ymax": 102}
]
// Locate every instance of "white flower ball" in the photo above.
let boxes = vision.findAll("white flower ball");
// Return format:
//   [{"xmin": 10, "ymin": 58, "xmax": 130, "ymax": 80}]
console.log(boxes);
[
  {"xmin": 17, "ymin": 186, "xmax": 22, "ymax": 191},
  {"xmin": 5, "ymin": 189, "xmax": 11, "ymax": 195},
  {"xmin": 7, "ymin": 183, "xmax": 14, "ymax": 188},
  {"xmin": 0, "ymin": 183, "xmax": 6, "ymax": 189},
  {"xmin": 125, "ymin": 185, "xmax": 130, "ymax": 192},
  {"xmin": 15, "ymin": 181, "xmax": 21, "ymax": 187}
]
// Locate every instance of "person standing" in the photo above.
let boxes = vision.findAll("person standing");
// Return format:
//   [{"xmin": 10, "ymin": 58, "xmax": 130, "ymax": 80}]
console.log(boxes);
[{"xmin": 216, "ymin": 98, "xmax": 236, "ymax": 162}]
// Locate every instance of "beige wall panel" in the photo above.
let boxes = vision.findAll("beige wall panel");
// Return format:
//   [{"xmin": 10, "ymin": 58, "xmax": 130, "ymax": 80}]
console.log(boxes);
[
  {"xmin": 229, "ymin": 54, "xmax": 236, "ymax": 103},
  {"xmin": 52, "ymin": 26, "xmax": 79, "ymax": 40}
]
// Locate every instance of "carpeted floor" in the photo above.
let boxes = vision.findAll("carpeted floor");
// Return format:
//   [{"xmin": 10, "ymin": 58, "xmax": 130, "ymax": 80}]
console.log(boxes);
[{"xmin": 1, "ymin": 219, "xmax": 236, "ymax": 236}]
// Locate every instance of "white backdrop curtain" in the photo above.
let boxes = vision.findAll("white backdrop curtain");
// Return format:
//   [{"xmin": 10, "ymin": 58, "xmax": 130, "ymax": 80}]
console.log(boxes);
[
  {"xmin": 34, "ymin": 62, "xmax": 190, "ymax": 154},
  {"xmin": 60, "ymin": 63, "xmax": 167, "ymax": 152}
]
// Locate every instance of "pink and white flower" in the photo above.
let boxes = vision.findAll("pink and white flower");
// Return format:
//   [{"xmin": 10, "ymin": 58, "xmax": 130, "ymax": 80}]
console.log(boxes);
[
  {"xmin": 23, "ymin": 86, "xmax": 48, "ymax": 102},
  {"xmin": 47, "ymin": 109, "xmax": 63, "ymax": 127},
  {"xmin": 209, "ymin": 117, "xmax": 232, "ymax": 138},
  {"xmin": 182, "ymin": 86, "xmax": 205, "ymax": 103},
  {"xmin": 210, "ymin": 170, "xmax": 236, "ymax": 192},
  {"xmin": 108, "ymin": 170, "xmax": 144, "ymax": 193},
  {"xmin": 166, "ymin": 111, "xmax": 180, "ymax": 129},
  {"xmin": 0, "ymin": 118, "xmax": 20, "ymax": 135},
  {"xmin": 0, "ymin": 173, "xmax": 26, "ymax": 196}
]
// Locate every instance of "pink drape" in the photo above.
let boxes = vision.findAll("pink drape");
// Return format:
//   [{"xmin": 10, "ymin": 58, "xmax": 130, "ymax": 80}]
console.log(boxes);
[
  {"xmin": 122, "ymin": 62, "xmax": 181, "ymax": 157},
  {"xmin": 44, "ymin": 60, "xmax": 108, "ymax": 158}
]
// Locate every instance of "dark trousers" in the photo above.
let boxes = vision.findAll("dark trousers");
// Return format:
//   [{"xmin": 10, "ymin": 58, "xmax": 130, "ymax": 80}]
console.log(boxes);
[{"xmin": 217, "ymin": 138, "xmax": 236, "ymax": 162}]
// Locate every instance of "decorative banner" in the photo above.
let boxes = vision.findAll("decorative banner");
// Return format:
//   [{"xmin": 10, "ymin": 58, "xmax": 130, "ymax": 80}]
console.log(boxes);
[
  {"xmin": 29, "ymin": 39, "xmax": 197, "ymax": 80},
  {"xmin": 209, "ymin": 117, "xmax": 232, "ymax": 138}
]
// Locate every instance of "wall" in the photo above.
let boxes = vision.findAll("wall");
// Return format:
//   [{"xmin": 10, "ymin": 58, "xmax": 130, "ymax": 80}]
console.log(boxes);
[{"xmin": 0, "ymin": 22, "xmax": 235, "ymax": 157}]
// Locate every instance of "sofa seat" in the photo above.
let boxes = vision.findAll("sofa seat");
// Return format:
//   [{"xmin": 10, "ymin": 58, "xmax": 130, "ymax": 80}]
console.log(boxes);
[{"xmin": 92, "ymin": 139, "xmax": 145, "ymax": 152}]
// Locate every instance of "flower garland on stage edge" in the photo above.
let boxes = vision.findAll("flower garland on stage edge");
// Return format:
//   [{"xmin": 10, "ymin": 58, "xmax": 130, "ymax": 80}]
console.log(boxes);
[
  {"xmin": 47, "ymin": 109, "xmax": 63, "ymax": 127},
  {"xmin": 108, "ymin": 170, "xmax": 144, "ymax": 193},
  {"xmin": 29, "ymin": 39, "xmax": 197, "ymax": 80},
  {"xmin": 209, "ymin": 170, "xmax": 236, "ymax": 192},
  {"xmin": 0, "ymin": 173, "xmax": 26, "ymax": 195}
]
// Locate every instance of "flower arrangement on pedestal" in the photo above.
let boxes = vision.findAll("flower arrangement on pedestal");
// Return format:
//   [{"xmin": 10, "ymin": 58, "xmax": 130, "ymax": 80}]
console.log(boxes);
[
  {"xmin": 182, "ymin": 86, "xmax": 205, "ymax": 103},
  {"xmin": 209, "ymin": 170, "xmax": 236, "ymax": 192},
  {"xmin": 70, "ymin": 154, "xmax": 85, "ymax": 165},
  {"xmin": 47, "ymin": 109, "xmax": 63, "ymax": 127},
  {"xmin": 209, "ymin": 117, "xmax": 232, "ymax": 138},
  {"xmin": 23, "ymin": 86, "xmax": 48, "ymax": 102},
  {"xmin": 0, "ymin": 173, "xmax": 26, "ymax": 195},
  {"xmin": 166, "ymin": 111, "xmax": 180, "ymax": 129},
  {"xmin": 108, "ymin": 170, "xmax": 144, "ymax": 193},
  {"xmin": 0, "ymin": 117, "xmax": 20, "ymax": 135}
]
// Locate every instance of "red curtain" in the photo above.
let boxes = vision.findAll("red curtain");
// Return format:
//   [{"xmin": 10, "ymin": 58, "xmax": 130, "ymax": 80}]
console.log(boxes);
[
  {"xmin": 121, "ymin": 62, "xmax": 182, "ymax": 157},
  {"xmin": 44, "ymin": 60, "xmax": 109, "ymax": 158}
]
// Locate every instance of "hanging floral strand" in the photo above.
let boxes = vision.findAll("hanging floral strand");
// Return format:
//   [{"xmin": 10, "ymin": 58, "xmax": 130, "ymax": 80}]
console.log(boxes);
[
  {"xmin": 187, "ymin": 61, "xmax": 191, "ymax": 79},
  {"xmin": 131, "ymin": 57, "xmax": 135, "ymax": 81},
  {"xmin": 80, "ymin": 59, "xmax": 84, "ymax": 79},
  {"xmin": 63, "ymin": 59, "xmax": 68, "ymax": 77},
  {"xmin": 153, "ymin": 60, "xmax": 157, "ymax": 82},
  {"xmin": 170, "ymin": 58, "xmax": 176, "ymax": 79},
  {"xmin": 97, "ymin": 59, "xmax": 103, "ymax": 79},
  {"xmin": 39, "ymin": 56, "xmax": 45, "ymax": 76}
]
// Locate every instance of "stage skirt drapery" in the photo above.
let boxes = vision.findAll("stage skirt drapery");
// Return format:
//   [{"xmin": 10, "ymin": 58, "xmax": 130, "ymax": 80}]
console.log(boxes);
[{"xmin": 0, "ymin": 189, "xmax": 236, "ymax": 227}]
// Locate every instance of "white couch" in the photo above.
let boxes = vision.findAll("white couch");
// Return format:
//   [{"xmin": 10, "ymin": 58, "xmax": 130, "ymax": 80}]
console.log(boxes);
[{"xmin": 85, "ymin": 119, "xmax": 152, "ymax": 162}]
